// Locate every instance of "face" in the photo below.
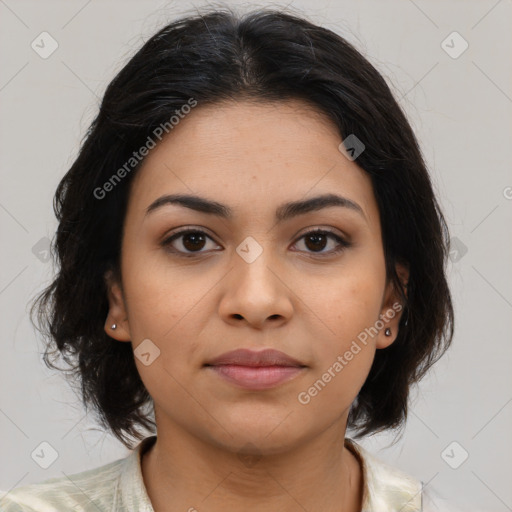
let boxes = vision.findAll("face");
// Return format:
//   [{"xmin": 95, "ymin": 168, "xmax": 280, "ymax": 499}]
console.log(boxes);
[{"xmin": 105, "ymin": 99, "xmax": 408, "ymax": 455}]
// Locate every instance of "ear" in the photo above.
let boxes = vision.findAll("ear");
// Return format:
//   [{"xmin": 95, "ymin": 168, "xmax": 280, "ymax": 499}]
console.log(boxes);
[
  {"xmin": 376, "ymin": 262, "xmax": 409, "ymax": 349},
  {"xmin": 104, "ymin": 269, "xmax": 131, "ymax": 342}
]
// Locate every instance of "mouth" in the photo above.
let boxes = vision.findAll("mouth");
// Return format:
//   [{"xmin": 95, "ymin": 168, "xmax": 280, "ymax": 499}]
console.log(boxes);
[{"xmin": 204, "ymin": 348, "xmax": 307, "ymax": 390}]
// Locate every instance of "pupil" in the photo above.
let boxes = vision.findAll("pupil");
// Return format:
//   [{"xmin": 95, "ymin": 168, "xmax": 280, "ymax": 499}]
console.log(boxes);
[
  {"xmin": 183, "ymin": 233, "xmax": 205, "ymax": 251},
  {"xmin": 306, "ymin": 234, "xmax": 326, "ymax": 252}
]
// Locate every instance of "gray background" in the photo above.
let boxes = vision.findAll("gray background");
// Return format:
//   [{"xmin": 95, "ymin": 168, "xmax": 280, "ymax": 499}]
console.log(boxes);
[{"xmin": 1, "ymin": 0, "xmax": 511, "ymax": 510}]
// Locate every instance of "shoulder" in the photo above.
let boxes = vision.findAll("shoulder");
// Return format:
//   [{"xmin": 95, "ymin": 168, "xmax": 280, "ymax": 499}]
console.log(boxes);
[
  {"xmin": 349, "ymin": 440, "xmax": 422, "ymax": 511},
  {"xmin": 346, "ymin": 439, "xmax": 460, "ymax": 512},
  {"xmin": 0, "ymin": 453, "xmax": 128, "ymax": 512}
]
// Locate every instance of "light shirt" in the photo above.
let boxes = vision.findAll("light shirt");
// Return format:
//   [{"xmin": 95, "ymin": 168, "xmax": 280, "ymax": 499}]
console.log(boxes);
[{"xmin": 0, "ymin": 436, "xmax": 458, "ymax": 511}]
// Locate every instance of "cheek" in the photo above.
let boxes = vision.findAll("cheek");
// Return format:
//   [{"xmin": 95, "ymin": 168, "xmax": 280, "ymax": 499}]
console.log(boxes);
[
  {"xmin": 311, "ymin": 266, "xmax": 384, "ymax": 346},
  {"xmin": 332, "ymin": 288, "xmax": 382, "ymax": 342},
  {"xmin": 296, "ymin": 344, "xmax": 375, "ymax": 425},
  {"xmin": 296, "ymin": 280, "xmax": 380, "ymax": 414},
  {"xmin": 122, "ymin": 245, "xmax": 202, "ymax": 334},
  {"xmin": 298, "ymin": 259, "xmax": 383, "ymax": 398},
  {"xmin": 121, "ymin": 249, "xmax": 209, "ymax": 380}
]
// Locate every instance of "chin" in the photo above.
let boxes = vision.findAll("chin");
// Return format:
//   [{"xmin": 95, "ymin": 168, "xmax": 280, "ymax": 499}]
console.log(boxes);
[{"xmin": 207, "ymin": 413, "xmax": 309, "ymax": 456}]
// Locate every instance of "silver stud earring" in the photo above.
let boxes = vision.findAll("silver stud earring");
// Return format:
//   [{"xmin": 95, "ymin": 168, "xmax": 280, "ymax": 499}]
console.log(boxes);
[
  {"xmin": 111, "ymin": 324, "xmax": 117, "ymax": 330},
  {"xmin": 384, "ymin": 328, "xmax": 391, "ymax": 337}
]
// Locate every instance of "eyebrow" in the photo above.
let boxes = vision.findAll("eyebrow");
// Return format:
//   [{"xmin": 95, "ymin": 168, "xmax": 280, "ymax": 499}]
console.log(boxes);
[{"xmin": 145, "ymin": 193, "xmax": 366, "ymax": 223}]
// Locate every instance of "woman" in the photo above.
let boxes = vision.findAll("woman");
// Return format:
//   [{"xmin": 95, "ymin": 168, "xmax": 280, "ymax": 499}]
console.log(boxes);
[{"xmin": 1, "ymin": 6, "xmax": 458, "ymax": 511}]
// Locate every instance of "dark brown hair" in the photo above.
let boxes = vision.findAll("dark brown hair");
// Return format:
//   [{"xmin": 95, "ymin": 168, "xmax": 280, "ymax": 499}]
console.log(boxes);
[{"xmin": 31, "ymin": 6, "xmax": 454, "ymax": 449}]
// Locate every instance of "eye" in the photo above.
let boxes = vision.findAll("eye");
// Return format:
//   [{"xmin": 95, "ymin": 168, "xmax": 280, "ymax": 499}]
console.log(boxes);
[
  {"xmin": 160, "ymin": 227, "xmax": 351, "ymax": 258},
  {"xmin": 292, "ymin": 228, "xmax": 351, "ymax": 257},
  {"xmin": 161, "ymin": 228, "xmax": 220, "ymax": 257}
]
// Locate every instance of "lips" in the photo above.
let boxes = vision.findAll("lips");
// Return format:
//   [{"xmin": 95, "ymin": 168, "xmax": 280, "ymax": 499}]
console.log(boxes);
[
  {"xmin": 204, "ymin": 348, "xmax": 306, "ymax": 390},
  {"xmin": 204, "ymin": 348, "xmax": 305, "ymax": 368}
]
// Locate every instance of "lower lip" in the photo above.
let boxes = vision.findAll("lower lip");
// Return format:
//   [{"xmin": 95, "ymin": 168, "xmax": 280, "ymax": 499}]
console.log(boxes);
[{"xmin": 207, "ymin": 365, "xmax": 305, "ymax": 390}]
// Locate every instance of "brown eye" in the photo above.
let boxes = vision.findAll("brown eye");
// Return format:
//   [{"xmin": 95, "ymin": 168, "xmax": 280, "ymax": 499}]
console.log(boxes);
[
  {"xmin": 161, "ymin": 229, "xmax": 219, "ymax": 256},
  {"xmin": 293, "ymin": 229, "xmax": 351, "ymax": 256},
  {"xmin": 161, "ymin": 227, "xmax": 351, "ymax": 258},
  {"xmin": 304, "ymin": 232, "xmax": 329, "ymax": 252},
  {"xmin": 181, "ymin": 232, "xmax": 207, "ymax": 251}
]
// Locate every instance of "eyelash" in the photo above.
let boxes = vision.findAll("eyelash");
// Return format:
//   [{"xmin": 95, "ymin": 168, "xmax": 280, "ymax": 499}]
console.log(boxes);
[{"xmin": 160, "ymin": 227, "xmax": 352, "ymax": 258}]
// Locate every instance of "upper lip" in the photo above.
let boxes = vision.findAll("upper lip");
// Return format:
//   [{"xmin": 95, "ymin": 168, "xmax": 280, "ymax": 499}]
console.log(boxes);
[{"xmin": 205, "ymin": 348, "xmax": 305, "ymax": 367}]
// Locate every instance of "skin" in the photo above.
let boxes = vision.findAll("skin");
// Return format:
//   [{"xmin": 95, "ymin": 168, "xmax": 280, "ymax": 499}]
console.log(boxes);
[{"xmin": 105, "ymin": 99, "xmax": 408, "ymax": 512}]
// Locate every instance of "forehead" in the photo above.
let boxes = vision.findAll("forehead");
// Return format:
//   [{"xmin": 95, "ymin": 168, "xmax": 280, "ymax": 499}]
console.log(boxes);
[{"xmin": 126, "ymin": 99, "xmax": 379, "ymax": 228}]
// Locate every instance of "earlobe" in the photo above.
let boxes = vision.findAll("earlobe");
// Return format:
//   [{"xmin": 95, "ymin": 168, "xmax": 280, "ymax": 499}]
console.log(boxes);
[
  {"xmin": 376, "ymin": 324, "xmax": 396, "ymax": 349},
  {"xmin": 104, "ymin": 269, "xmax": 131, "ymax": 342},
  {"xmin": 376, "ymin": 262, "xmax": 409, "ymax": 349}
]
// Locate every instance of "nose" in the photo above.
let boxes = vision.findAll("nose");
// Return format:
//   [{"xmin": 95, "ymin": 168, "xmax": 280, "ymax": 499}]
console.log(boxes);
[{"xmin": 218, "ymin": 242, "xmax": 294, "ymax": 329}]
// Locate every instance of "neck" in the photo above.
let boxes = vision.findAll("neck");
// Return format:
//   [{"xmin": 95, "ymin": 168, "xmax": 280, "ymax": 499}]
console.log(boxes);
[{"xmin": 140, "ymin": 418, "xmax": 363, "ymax": 512}]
